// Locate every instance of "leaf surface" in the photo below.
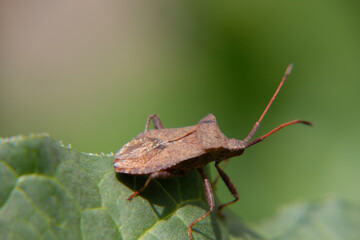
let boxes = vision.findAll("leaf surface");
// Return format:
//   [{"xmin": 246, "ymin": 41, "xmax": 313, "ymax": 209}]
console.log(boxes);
[
  {"xmin": 0, "ymin": 134, "xmax": 252, "ymax": 240},
  {"xmin": 2, "ymin": 134, "xmax": 358, "ymax": 240},
  {"xmin": 253, "ymin": 197, "xmax": 360, "ymax": 240}
]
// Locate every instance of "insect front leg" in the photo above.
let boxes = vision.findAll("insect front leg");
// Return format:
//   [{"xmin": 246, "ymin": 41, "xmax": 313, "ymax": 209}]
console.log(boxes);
[
  {"xmin": 211, "ymin": 159, "xmax": 229, "ymax": 189},
  {"xmin": 188, "ymin": 168, "xmax": 215, "ymax": 240},
  {"xmin": 215, "ymin": 162, "xmax": 239, "ymax": 218},
  {"xmin": 127, "ymin": 171, "xmax": 184, "ymax": 201},
  {"xmin": 145, "ymin": 114, "xmax": 164, "ymax": 132}
]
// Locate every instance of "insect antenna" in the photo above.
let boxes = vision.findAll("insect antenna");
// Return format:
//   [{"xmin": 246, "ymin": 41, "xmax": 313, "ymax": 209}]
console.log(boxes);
[
  {"xmin": 246, "ymin": 119, "xmax": 312, "ymax": 147},
  {"xmin": 243, "ymin": 64, "xmax": 312, "ymax": 147}
]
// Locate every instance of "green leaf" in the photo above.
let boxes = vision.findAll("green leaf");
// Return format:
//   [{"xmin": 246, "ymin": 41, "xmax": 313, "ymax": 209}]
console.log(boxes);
[
  {"xmin": 5, "ymin": 134, "xmax": 358, "ymax": 240},
  {"xmin": 0, "ymin": 134, "xmax": 255, "ymax": 240},
  {"xmin": 255, "ymin": 197, "xmax": 360, "ymax": 240}
]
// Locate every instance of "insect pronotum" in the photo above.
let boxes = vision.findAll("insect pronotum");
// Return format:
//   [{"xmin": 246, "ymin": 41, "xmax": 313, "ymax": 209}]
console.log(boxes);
[{"xmin": 113, "ymin": 64, "xmax": 312, "ymax": 239}]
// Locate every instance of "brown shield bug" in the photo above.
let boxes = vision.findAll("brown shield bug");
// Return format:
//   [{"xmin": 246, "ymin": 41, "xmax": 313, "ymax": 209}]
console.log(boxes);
[{"xmin": 114, "ymin": 64, "xmax": 312, "ymax": 240}]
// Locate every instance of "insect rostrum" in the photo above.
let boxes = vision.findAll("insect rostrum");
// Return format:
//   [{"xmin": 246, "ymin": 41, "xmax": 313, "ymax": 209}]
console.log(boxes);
[{"xmin": 113, "ymin": 64, "xmax": 312, "ymax": 240}]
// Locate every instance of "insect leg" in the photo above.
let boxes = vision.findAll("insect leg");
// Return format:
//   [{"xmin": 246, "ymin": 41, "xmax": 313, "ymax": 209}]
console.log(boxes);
[
  {"xmin": 145, "ymin": 114, "xmax": 164, "ymax": 132},
  {"xmin": 127, "ymin": 171, "xmax": 183, "ymax": 201},
  {"xmin": 188, "ymin": 168, "xmax": 215, "ymax": 240},
  {"xmin": 211, "ymin": 159, "xmax": 229, "ymax": 189},
  {"xmin": 215, "ymin": 162, "xmax": 239, "ymax": 218}
]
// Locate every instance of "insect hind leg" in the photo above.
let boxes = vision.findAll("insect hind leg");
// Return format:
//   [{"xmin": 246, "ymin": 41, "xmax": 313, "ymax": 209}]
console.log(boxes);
[{"xmin": 145, "ymin": 114, "xmax": 164, "ymax": 132}]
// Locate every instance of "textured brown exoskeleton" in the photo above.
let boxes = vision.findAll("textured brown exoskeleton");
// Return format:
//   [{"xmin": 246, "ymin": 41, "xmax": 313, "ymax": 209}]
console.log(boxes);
[{"xmin": 114, "ymin": 64, "xmax": 312, "ymax": 240}]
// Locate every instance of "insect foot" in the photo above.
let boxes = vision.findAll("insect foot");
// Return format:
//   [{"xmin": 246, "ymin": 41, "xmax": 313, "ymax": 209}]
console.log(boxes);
[{"xmin": 114, "ymin": 64, "xmax": 312, "ymax": 239}]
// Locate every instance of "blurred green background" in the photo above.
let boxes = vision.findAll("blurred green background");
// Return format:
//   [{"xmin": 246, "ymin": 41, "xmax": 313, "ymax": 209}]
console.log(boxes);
[{"xmin": 1, "ymin": 0, "xmax": 359, "ymax": 222}]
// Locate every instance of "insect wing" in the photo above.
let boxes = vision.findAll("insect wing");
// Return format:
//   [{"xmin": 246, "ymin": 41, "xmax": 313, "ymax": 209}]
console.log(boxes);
[
  {"xmin": 141, "ymin": 131, "xmax": 206, "ymax": 171},
  {"xmin": 114, "ymin": 137, "xmax": 165, "ymax": 173},
  {"xmin": 141, "ymin": 125, "xmax": 197, "ymax": 142}
]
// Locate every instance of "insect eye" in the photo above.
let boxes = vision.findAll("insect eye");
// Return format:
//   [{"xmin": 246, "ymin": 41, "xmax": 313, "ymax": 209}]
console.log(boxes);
[{"xmin": 228, "ymin": 138, "xmax": 239, "ymax": 149}]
